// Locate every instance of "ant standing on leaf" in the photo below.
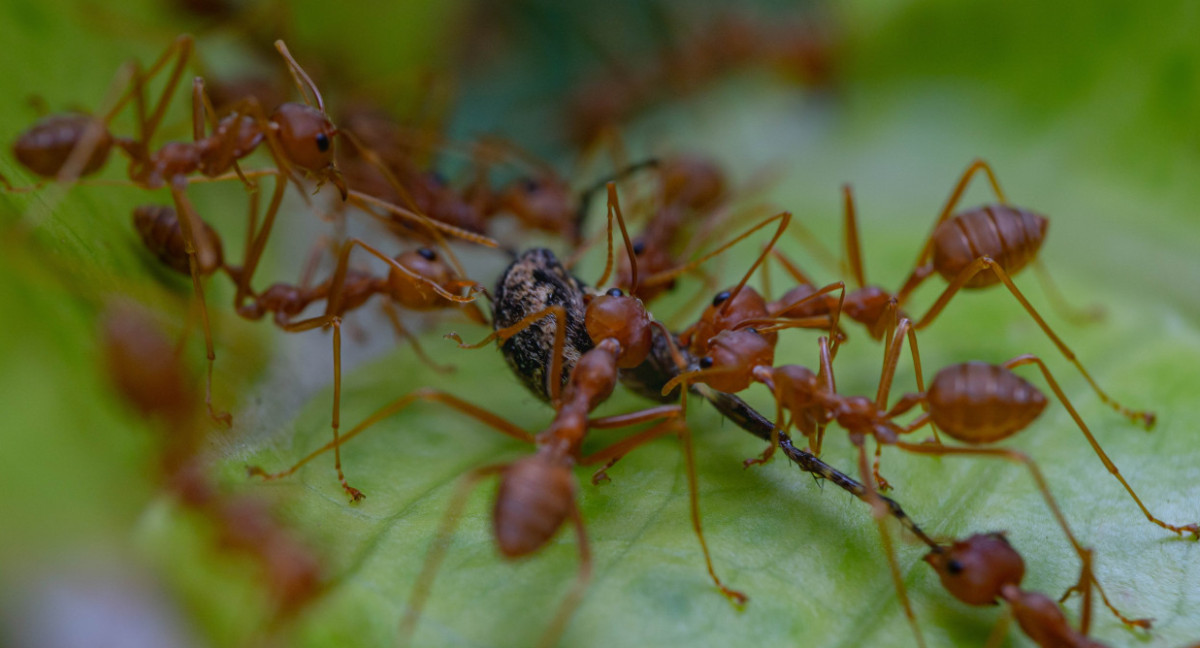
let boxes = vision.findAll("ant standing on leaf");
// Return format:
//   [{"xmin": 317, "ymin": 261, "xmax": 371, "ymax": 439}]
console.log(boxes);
[
  {"xmin": 771, "ymin": 160, "xmax": 1154, "ymax": 430},
  {"xmin": 6, "ymin": 35, "xmax": 498, "ymax": 427},
  {"xmin": 250, "ymin": 181, "xmax": 745, "ymax": 647}
]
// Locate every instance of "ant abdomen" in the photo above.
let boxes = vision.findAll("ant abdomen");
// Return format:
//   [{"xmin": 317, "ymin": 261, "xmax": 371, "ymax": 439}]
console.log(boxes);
[
  {"xmin": 13, "ymin": 113, "xmax": 113, "ymax": 177},
  {"xmin": 927, "ymin": 362, "xmax": 1047, "ymax": 444},
  {"xmin": 494, "ymin": 455, "xmax": 575, "ymax": 558},
  {"xmin": 133, "ymin": 204, "xmax": 224, "ymax": 276},
  {"xmin": 931, "ymin": 206, "xmax": 1047, "ymax": 288}
]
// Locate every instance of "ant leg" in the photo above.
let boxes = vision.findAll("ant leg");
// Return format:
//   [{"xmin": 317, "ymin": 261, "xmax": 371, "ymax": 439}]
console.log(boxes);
[
  {"xmin": 841, "ymin": 184, "xmax": 867, "ymax": 288},
  {"xmin": 346, "ymin": 190, "xmax": 499, "ymax": 248},
  {"xmin": 233, "ymin": 170, "xmax": 288, "ymax": 308},
  {"xmin": 168, "ymin": 181, "xmax": 230, "ymax": 427},
  {"xmin": 641, "ymin": 211, "xmax": 792, "ymax": 297},
  {"xmin": 380, "ymin": 301, "xmax": 455, "ymax": 374},
  {"xmin": 912, "ymin": 256, "xmax": 1155, "ymax": 429},
  {"xmin": 535, "ymin": 501, "xmax": 593, "ymax": 648},
  {"xmin": 398, "ymin": 463, "xmax": 508, "ymax": 646},
  {"xmin": 447, "ymin": 305, "xmax": 567, "ymax": 404},
  {"xmin": 337, "ymin": 128, "xmax": 471, "ymax": 278},
  {"xmin": 891, "ymin": 441, "xmax": 1153, "ymax": 628},
  {"xmin": 877, "ymin": 314, "xmax": 939, "ymax": 448},
  {"xmin": 114, "ymin": 34, "xmax": 194, "ymax": 145},
  {"xmin": 1032, "ymin": 259, "xmax": 1106, "ymax": 326},
  {"xmin": 583, "ymin": 411, "xmax": 683, "ymax": 484},
  {"xmin": 743, "ymin": 376, "xmax": 787, "ymax": 468},
  {"xmin": 584, "ymin": 417, "xmax": 747, "ymax": 605},
  {"xmin": 594, "ymin": 182, "xmax": 640, "ymax": 290},
  {"xmin": 248, "ymin": 387, "xmax": 532, "ymax": 486},
  {"xmin": 855, "ymin": 440, "xmax": 926, "ymax": 648},
  {"xmin": 1004, "ymin": 354, "xmax": 1198, "ymax": 537}
]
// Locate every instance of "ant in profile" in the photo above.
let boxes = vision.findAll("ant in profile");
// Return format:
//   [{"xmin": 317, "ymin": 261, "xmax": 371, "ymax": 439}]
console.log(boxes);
[
  {"xmin": 8, "ymin": 36, "xmax": 496, "ymax": 424},
  {"xmin": 925, "ymin": 533, "xmax": 1147, "ymax": 648},
  {"xmin": 664, "ymin": 310, "xmax": 1194, "ymax": 647},
  {"xmin": 250, "ymin": 182, "xmax": 744, "ymax": 647},
  {"xmin": 770, "ymin": 160, "xmax": 1154, "ymax": 431},
  {"xmin": 136, "ymin": 197, "xmax": 485, "ymax": 501}
]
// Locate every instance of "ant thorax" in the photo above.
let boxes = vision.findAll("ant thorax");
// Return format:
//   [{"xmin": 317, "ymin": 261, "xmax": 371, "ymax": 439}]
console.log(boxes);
[{"xmin": 493, "ymin": 248, "xmax": 593, "ymax": 402}]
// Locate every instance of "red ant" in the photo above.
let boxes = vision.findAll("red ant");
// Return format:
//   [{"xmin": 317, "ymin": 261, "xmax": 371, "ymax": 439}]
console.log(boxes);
[
  {"xmin": 136, "ymin": 199, "xmax": 485, "ymax": 501},
  {"xmin": 101, "ymin": 301, "xmax": 325, "ymax": 622},
  {"xmin": 925, "ymin": 533, "xmax": 1145, "ymax": 648},
  {"xmin": 8, "ymin": 36, "xmax": 496, "ymax": 424},
  {"xmin": 663, "ymin": 312, "xmax": 1193, "ymax": 646},
  {"xmin": 770, "ymin": 160, "xmax": 1154, "ymax": 430},
  {"xmin": 249, "ymin": 183, "xmax": 744, "ymax": 646}
]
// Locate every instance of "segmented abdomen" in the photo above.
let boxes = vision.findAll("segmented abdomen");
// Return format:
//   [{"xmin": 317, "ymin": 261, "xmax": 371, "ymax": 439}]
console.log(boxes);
[
  {"xmin": 931, "ymin": 205, "xmax": 1047, "ymax": 288},
  {"xmin": 927, "ymin": 362, "xmax": 1047, "ymax": 443}
]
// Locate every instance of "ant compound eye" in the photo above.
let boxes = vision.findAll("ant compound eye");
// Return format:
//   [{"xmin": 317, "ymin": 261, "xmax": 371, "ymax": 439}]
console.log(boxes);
[
  {"xmin": 606, "ymin": 288, "xmax": 624, "ymax": 297},
  {"xmin": 523, "ymin": 178, "xmax": 540, "ymax": 193},
  {"xmin": 712, "ymin": 290, "xmax": 732, "ymax": 307},
  {"xmin": 632, "ymin": 240, "xmax": 646, "ymax": 255},
  {"xmin": 699, "ymin": 357, "xmax": 714, "ymax": 369},
  {"xmin": 417, "ymin": 248, "xmax": 437, "ymax": 261},
  {"xmin": 947, "ymin": 560, "xmax": 964, "ymax": 575},
  {"xmin": 315, "ymin": 132, "xmax": 330, "ymax": 152}
]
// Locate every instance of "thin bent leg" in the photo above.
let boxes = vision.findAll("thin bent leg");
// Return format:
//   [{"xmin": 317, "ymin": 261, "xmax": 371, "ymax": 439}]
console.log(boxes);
[
  {"xmin": 397, "ymin": 463, "xmax": 508, "ymax": 647},
  {"xmin": 1004, "ymin": 354, "xmax": 1197, "ymax": 537},
  {"xmin": 535, "ymin": 500, "xmax": 593, "ymax": 648},
  {"xmin": 168, "ymin": 180, "xmax": 230, "ymax": 427},
  {"xmin": 891, "ymin": 440, "xmax": 1152, "ymax": 629},
  {"xmin": 1032, "ymin": 258, "xmax": 1106, "ymax": 326},
  {"xmin": 912, "ymin": 256, "xmax": 1155, "ymax": 429},
  {"xmin": 856, "ymin": 441, "xmax": 926, "ymax": 648},
  {"xmin": 583, "ymin": 416, "xmax": 746, "ymax": 605},
  {"xmin": 447, "ymin": 304, "xmax": 566, "ymax": 404},
  {"xmin": 381, "ymin": 300, "xmax": 455, "ymax": 374},
  {"xmin": 248, "ymin": 388, "xmax": 532, "ymax": 483}
]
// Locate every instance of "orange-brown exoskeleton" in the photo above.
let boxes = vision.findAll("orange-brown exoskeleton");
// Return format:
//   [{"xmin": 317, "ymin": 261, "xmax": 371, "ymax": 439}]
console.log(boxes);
[
  {"xmin": 250, "ymin": 183, "xmax": 744, "ymax": 647},
  {"xmin": 925, "ymin": 533, "xmax": 1148, "ymax": 648},
  {"xmin": 664, "ymin": 314, "xmax": 1187, "ymax": 648},
  {"xmin": 772, "ymin": 162, "xmax": 1153, "ymax": 430}
]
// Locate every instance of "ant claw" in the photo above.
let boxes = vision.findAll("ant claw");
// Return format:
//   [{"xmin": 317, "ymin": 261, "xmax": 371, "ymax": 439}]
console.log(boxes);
[
  {"xmin": 591, "ymin": 471, "xmax": 611, "ymax": 486},
  {"xmin": 345, "ymin": 486, "xmax": 366, "ymax": 502},
  {"xmin": 721, "ymin": 587, "xmax": 749, "ymax": 608},
  {"xmin": 742, "ymin": 456, "xmax": 767, "ymax": 469},
  {"xmin": 874, "ymin": 474, "xmax": 893, "ymax": 492},
  {"xmin": 246, "ymin": 465, "xmax": 269, "ymax": 480},
  {"xmin": 1129, "ymin": 618, "xmax": 1154, "ymax": 630},
  {"xmin": 1140, "ymin": 411, "xmax": 1157, "ymax": 431},
  {"xmin": 209, "ymin": 408, "xmax": 233, "ymax": 429}
]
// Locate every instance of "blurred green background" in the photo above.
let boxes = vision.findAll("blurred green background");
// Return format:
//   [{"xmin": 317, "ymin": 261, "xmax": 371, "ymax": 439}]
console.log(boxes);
[{"xmin": 0, "ymin": 1, "xmax": 1198, "ymax": 647}]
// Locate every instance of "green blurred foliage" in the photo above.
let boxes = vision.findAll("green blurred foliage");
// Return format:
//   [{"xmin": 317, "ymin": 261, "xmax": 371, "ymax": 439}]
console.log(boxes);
[{"xmin": 1, "ymin": 1, "xmax": 1198, "ymax": 647}]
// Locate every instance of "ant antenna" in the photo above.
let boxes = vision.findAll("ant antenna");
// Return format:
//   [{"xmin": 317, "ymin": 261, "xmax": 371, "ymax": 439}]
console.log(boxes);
[{"xmin": 274, "ymin": 40, "xmax": 325, "ymax": 113}]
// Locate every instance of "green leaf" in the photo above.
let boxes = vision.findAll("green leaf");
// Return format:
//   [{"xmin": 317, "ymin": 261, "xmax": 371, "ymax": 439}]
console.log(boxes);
[{"xmin": 1, "ymin": 1, "xmax": 1198, "ymax": 648}]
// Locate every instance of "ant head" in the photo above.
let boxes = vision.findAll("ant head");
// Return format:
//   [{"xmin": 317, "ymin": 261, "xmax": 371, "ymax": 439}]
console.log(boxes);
[
  {"xmin": 693, "ymin": 329, "xmax": 774, "ymax": 393},
  {"xmin": 585, "ymin": 292, "xmax": 652, "ymax": 369},
  {"xmin": 387, "ymin": 247, "xmax": 456, "ymax": 309},
  {"xmin": 684, "ymin": 286, "xmax": 772, "ymax": 355},
  {"xmin": 924, "ymin": 533, "xmax": 1025, "ymax": 607},
  {"xmin": 271, "ymin": 103, "xmax": 338, "ymax": 174}
]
